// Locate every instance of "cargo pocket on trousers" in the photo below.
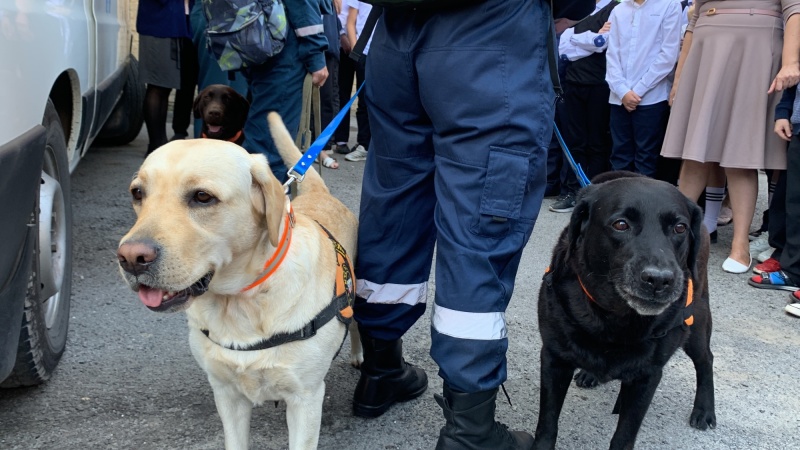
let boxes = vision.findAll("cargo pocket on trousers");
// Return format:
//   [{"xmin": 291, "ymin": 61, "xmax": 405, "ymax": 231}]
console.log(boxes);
[{"xmin": 470, "ymin": 146, "xmax": 529, "ymax": 238}]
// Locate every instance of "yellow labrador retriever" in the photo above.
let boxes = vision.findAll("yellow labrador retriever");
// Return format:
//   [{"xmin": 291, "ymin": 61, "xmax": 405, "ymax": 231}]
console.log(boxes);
[{"xmin": 117, "ymin": 113, "xmax": 362, "ymax": 450}]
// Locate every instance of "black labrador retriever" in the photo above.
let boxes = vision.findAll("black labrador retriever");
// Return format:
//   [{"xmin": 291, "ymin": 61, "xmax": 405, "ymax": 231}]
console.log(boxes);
[
  {"xmin": 534, "ymin": 172, "xmax": 716, "ymax": 450},
  {"xmin": 192, "ymin": 84, "xmax": 249, "ymax": 145}
]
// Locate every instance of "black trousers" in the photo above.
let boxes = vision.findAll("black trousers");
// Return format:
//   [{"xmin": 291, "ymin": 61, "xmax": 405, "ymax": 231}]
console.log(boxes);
[
  {"xmin": 354, "ymin": 55, "xmax": 371, "ymax": 148},
  {"xmin": 334, "ymin": 49, "xmax": 357, "ymax": 144},
  {"xmin": 768, "ymin": 134, "xmax": 800, "ymax": 283},
  {"xmin": 317, "ymin": 53, "xmax": 340, "ymax": 147},
  {"xmin": 562, "ymin": 81, "xmax": 612, "ymax": 192}
]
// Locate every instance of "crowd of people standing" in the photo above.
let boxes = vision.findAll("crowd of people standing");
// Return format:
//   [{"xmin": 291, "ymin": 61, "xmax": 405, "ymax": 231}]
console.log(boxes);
[{"xmin": 551, "ymin": 0, "xmax": 800, "ymax": 318}]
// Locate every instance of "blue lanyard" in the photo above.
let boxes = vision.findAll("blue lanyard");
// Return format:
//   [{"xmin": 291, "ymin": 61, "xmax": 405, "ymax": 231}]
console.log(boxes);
[{"xmin": 285, "ymin": 82, "xmax": 365, "ymax": 186}]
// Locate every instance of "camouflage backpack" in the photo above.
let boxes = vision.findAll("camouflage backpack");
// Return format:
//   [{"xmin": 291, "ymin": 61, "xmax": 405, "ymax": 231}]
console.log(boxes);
[{"xmin": 202, "ymin": 0, "xmax": 288, "ymax": 71}]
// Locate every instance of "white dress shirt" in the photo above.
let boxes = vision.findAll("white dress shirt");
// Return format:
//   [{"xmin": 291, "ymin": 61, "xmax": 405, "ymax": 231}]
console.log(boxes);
[
  {"xmin": 559, "ymin": 0, "xmax": 613, "ymax": 62},
  {"xmin": 346, "ymin": 0, "xmax": 374, "ymax": 55},
  {"xmin": 605, "ymin": 0, "xmax": 682, "ymax": 106}
]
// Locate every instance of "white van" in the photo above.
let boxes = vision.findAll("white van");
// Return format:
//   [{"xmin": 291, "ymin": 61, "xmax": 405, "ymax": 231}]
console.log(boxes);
[{"xmin": 0, "ymin": 0, "xmax": 143, "ymax": 386}]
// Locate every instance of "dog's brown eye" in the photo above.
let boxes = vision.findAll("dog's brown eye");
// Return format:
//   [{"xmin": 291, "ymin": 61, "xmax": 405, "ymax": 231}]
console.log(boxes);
[
  {"xmin": 674, "ymin": 223, "xmax": 687, "ymax": 234},
  {"xmin": 193, "ymin": 191, "xmax": 215, "ymax": 204},
  {"xmin": 612, "ymin": 220, "xmax": 629, "ymax": 231},
  {"xmin": 131, "ymin": 187, "xmax": 143, "ymax": 201}
]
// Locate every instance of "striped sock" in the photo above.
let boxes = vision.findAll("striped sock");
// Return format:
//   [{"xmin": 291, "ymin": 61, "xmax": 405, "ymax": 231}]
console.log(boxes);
[
  {"xmin": 768, "ymin": 180, "xmax": 777, "ymax": 206},
  {"xmin": 704, "ymin": 186, "xmax": 725, "ymax": 234}
]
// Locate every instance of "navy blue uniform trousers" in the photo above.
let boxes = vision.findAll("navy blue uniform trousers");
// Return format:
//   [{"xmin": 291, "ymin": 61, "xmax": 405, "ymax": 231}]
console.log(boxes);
[
  {"xmin": 354, "ymin": 0, "xmax": 554, "ymax": 393},
  {"xmin": 243, "ymin": 31, "xmax": 306, "ymax": 182}
]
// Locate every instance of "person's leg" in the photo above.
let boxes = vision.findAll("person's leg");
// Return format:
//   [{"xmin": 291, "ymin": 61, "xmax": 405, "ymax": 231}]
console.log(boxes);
[
  {"xmin": 779, "ymin": 135, "xmax": 800, "ymax": 283},
  {"xmin": 172, "ymin": 34, "xmax": 198, "ymax": 140},
  {"xmin": 143, "ymin": 84, "xmax": 170, "ymax": 154},
  {"xmin": 416, "ymin": 1, "xmax": 552, "ymax": 446},
  {"xmin": 767, "ymin": 170, "xmax": 786, "ymax": 262},
  {"xmin": 320, "ymin": 53, "xmax": 340, "ymax": 132},
  {"xmin": 560, "ymin": 81, "xmax": 586, "ymax": 193},
  {"xmin": 702, "ymin": 164, "xmax": 727, "ymax": 238},
  {"xmin": 583, "ymin": 83, "xmax": 612, "ymax": 178},
  {"xmin": 724, "ymin": 167, "xmax": 759, "ymax": 266},
  {"xmin": 355, "ymin": 55, "xmax": 370, "ymax": 149},
  {"xmin": 352, "ymin": 11, "xmax": 435, "ymax": 419},
  {"xmin": 609, "ymin": 105, "xmax": 635, "ymax": 172},
  {"xmin": 631, "ymin": 101, "xmax": 669, "ymax": 178},
  {"xmin": 678, "ymin": 159, "xmax": 711, "ymax": 202},
  {"xmin": 334, "ymin": 51, "xmax": 357, "ymax": 149},
  {"xmin": 314, "ymin": 53, "xmax": 340, "ymax": 167},
  {"xmin": 242, "ymin": 31, "xmax": 305, "ymax": 182},
  {"xmin": 345, "ymin": 55, "xmax": 371, "ymax": 161}
]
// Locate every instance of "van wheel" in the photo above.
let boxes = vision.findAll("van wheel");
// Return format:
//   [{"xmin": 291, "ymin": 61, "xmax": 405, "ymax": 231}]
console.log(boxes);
[
  {"xmin": 1, "ymin": 100, "xmax": 72, "ymax": 387},
  {"xmin": 96, "ymin": 55, "xmax": 145, "ymax": 146}
]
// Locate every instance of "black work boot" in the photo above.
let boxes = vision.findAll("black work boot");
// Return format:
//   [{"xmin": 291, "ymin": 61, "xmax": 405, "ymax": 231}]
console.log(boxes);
[
  {"xmin": 352, "ymin": 333, "xmax": 428, "ymax": 418},
  {"xmin": 435, "ymin": 383, "xmax": 534, "ymax": 450}
]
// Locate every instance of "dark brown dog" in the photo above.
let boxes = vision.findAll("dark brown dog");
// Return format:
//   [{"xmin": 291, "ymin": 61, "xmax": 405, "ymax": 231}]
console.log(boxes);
[
  {"xmin": 534, "ymin": 172, "xmax": 716, "ymax": 450},
  {"xmin": 192, "ymin": 84, "xmax": 249, "ymax": 145}
]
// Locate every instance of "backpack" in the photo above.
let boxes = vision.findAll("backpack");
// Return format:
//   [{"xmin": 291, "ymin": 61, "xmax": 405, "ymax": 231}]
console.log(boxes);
[{"xmin": 202, "ymin": 0, "xmax": 288, "ymax": 71}]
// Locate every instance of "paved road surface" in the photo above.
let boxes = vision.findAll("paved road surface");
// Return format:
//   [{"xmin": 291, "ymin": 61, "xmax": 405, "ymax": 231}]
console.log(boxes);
[{"xmin": 1, "ymin": 129, "xmax": 798, "ymax": 449}]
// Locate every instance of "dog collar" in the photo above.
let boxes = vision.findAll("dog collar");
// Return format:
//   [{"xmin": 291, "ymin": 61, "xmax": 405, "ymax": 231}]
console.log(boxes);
[
  {"xmin": 202, "ymin": 223, "xmax": 355, "ymax": 351},
  {"xmin": 545, "ymin": 266, "xmax": 695, "ymax": 328},
  {"xmin": 201, "ymin": 129, "xmax": 243, "ymax": 143},
  {"xmin": 241, "ymin": 198, "xmax": 295, "ymax": 292}
]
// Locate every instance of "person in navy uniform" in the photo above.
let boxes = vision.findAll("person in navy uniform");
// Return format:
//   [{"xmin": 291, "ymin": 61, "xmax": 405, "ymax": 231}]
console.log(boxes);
[{"xmin": 350, "ymin": 0, "xmax": 594, "ymax": 448}]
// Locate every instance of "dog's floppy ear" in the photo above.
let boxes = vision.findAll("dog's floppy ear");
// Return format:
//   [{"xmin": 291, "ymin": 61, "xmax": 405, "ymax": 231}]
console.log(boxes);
[
  {"xmin": 685, "ymin": 196, "xmax": 705, "ymax": 280},
  {"xmin": 192, "ymin": 92, "xmax": 205, "ymax": 119},
  {"xmin": 565, "ymin": 186, "xmax": 597, "ymax": 262},
  {"xmin": 249, "ymin": 155, "xmax": 287, "ymax": 247}
]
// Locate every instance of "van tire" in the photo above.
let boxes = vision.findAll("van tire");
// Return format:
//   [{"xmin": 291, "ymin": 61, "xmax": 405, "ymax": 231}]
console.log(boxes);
[
  {"xmin": 1, "ymin": 100, "xmax": 72, "ymax": 387},
  {"xmin": 95, "ymin": 56, "xmax": 145, "ymax": 146}
]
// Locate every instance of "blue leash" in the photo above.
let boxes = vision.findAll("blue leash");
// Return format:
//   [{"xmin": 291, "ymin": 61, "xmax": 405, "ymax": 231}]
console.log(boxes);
[
  {"xmin": 553, "ymin": 121, "xmax": 591, "ymax": 188},
  {"xmin": 285, "ymin": 82, "xmax": 365, "ymax": 187}
]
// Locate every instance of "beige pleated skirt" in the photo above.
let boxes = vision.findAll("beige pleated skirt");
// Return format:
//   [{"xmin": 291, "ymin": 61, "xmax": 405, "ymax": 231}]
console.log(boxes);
[{"xmin": 661, "ymin": 0, "xmax": 787, "ymax": 170}]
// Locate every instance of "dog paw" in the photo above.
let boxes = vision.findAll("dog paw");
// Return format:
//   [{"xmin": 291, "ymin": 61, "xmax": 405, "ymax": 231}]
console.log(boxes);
[
  {"xmin": 350, "ymin": 352, "xmax": 364, "ymax": 368},
  {"xmin": 689, "ymin": 407, "xmax": 717, "ymax": 430},
  {"xmin": 573, "ymin": 370, "xmax": 600, "ymax": 388}
]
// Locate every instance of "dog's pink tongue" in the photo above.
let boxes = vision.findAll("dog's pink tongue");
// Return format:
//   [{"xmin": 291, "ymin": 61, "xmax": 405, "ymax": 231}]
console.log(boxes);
[
  {"xmin": 138, "ymin": 286, "xmax": 165, "ymax": 308},
  {"xmin": 208, "ymin": 125, "xmax": 222, "ymax": 133}
]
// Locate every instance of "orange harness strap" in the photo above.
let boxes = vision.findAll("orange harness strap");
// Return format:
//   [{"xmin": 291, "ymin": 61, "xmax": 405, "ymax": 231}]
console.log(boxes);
[{"xmin": 241, "ymin": 200, "xmax": 294, "ymax": 292}]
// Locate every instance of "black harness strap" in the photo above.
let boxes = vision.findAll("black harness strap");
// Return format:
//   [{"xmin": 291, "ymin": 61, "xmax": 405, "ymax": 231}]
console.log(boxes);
[{"xmin": 201, "ymin": 224, "xmax": 355, "ymax": 352}]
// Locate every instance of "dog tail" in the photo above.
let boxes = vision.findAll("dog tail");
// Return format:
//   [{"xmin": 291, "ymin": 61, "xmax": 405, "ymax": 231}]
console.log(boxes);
[{"xmin": 266, "ymin": 112, "xmax": 327, "ymax": 195}]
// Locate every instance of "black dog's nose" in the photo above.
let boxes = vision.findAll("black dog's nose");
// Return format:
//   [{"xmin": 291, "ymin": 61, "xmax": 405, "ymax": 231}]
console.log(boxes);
[
  {"xmin": 117, "ymin": 240, "xmax": 159, "ymax": 275},
  {"xmin": 640, "ymin": 267, "xmax": 675, "ymax": 292},
  {"xmin": 207, "ymin": 109, "xmax": 222, "ymax": 119}
]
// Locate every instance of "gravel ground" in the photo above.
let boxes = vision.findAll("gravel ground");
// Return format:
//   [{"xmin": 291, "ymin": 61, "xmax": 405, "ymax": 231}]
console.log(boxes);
[{"xmin": 1, "ymin": 126, "xmax": 798, "ymax": 450}]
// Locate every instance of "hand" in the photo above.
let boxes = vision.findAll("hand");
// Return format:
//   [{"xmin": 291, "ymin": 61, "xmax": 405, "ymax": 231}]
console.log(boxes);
[
  {"xmin": 768, "ymin": 62, "xmax": 800, "ymax": 94},
  {"xmin": 340, "ymin": 34, "xmax": 351, "ymax": 54},
  {"xmin": 333, "ymin": 0, "xmax": 342, "ymax": 14},
  {"xmin": 668, "ymin": 82, "xmax": 679, "ymax": 106},
  {"xmin": 554, "ymin": 18, "xmax": 578, "ymax": 35},
  {"xmin": 311, "ymin": 67, "xmax": 328, "ymax": 87},
  {"xmin": 598, "ymin": 21, "xmax": 611, "ymax": 34},
  {"xmin": 775, "ymin": 118, "xmax": 793, "ymax": 141},
  {"xmin": 621, "ymin": 90, "xmax": 641, "ymax": 111}
]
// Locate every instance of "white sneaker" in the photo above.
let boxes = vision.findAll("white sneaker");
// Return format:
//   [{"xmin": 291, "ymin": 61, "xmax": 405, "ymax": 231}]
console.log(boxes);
[
  {"xmin": 785, "ymin": 302, "xmax": 800, "ymax": 318},
  {"xmin": 757, "ymin": 247, "xmax": 775, "ymax": 263},
  {"xmin": 749, "ymin": 232, "xmax": 771, "ymax": 255},
  {"xmin": 345, "ymin": 145, "xmax": 368, "ymax": 162}
]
